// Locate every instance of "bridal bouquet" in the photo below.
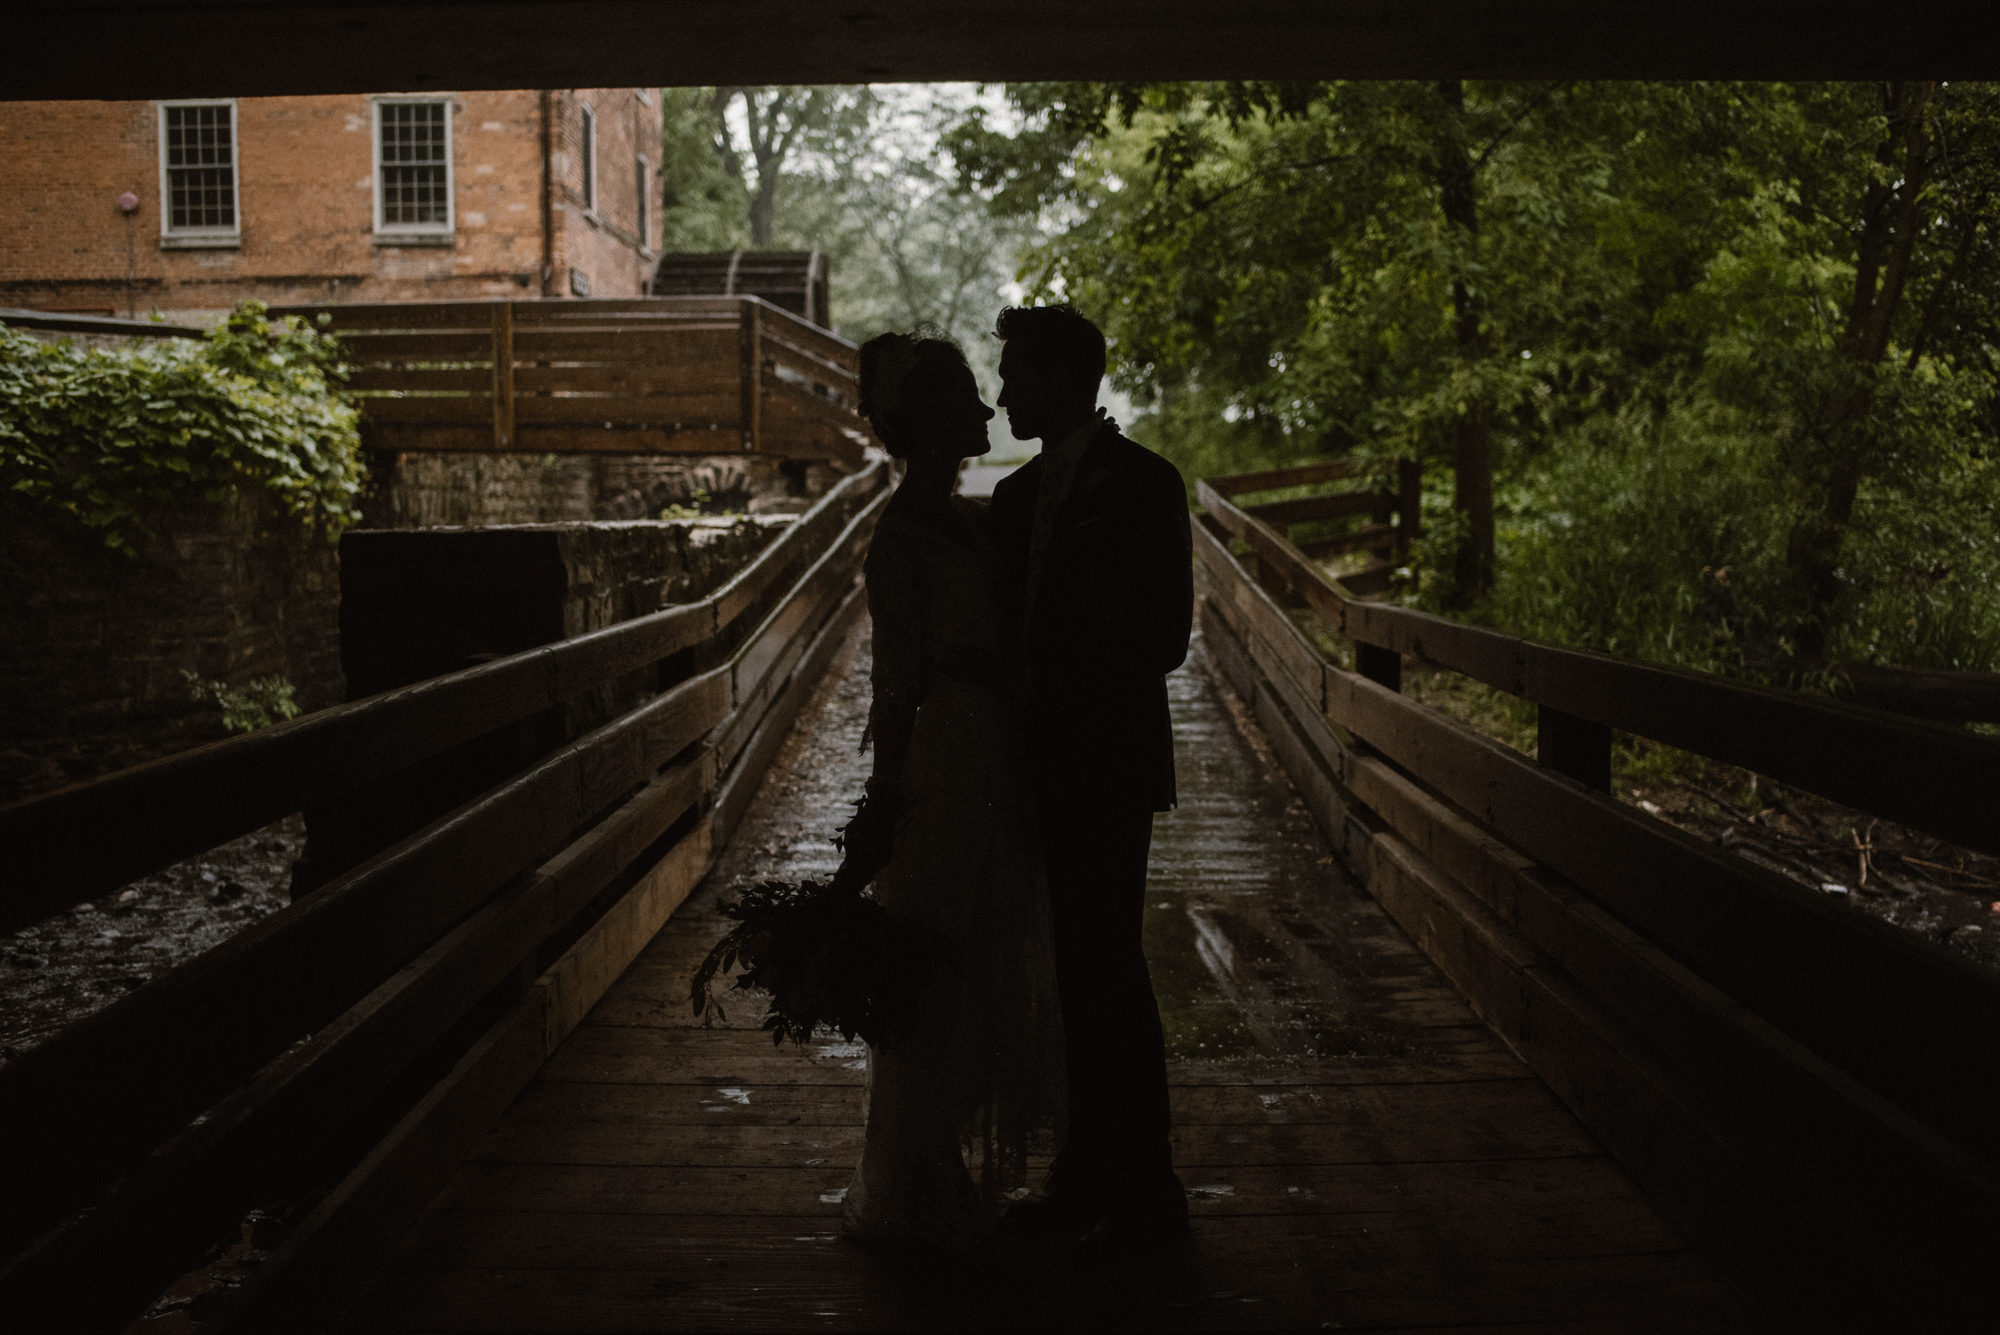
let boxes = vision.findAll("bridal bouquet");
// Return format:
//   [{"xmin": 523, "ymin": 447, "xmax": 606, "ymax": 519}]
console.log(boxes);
[{"xmin": 688, "ymin": 793, "xmax": 937, "ymax": 1047}]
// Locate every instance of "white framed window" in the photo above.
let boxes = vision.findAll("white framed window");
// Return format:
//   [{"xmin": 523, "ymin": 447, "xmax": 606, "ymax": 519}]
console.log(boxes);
[
  {"xmin": 579, "ymin": 102, "xmax": 596, "ymax": 214},
  {"xmin": 635, "ymin": 154, "xmax": 650, "ymax": 248},
  {"xmin": 158, "ymin": 101, "xmax": 239, "ymax": 248},
  {"xmin": 373, "ymin": 98, "xmax": 453, "ymax": 241}
]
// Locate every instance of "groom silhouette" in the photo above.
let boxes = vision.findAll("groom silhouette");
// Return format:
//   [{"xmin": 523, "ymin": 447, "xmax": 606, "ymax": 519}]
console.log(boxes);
[{"xmin": 988, "ymin": 304, "xmax": 1193, "ymax": 1262}]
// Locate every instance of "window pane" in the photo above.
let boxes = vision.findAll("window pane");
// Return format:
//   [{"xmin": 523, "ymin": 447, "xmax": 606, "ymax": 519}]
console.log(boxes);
[
  {"xmin": 379, "ymin": 102, "xmax": 450, "ymax": 227},
  {"xmin": 581, "ymin": 106, "xmax": 595, "ymax": 210},
  {"xmin": 164, "ymin": 104, "xmax": 235, "ymax": 230}
]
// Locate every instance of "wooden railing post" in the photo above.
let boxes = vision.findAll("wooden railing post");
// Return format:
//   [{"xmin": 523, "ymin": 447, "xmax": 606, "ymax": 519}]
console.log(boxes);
[
  {"xmin": 490, "ymin": 301, "xmax": 515, "ymax": 451},
  {"xmin": 1254, "ymin": 554, "xmax": 1294, "ymax": 606},
  {"xmin": 1356, "ymin": 641, "xmax": 1402, "ymax": 693},
  {"xmin": 737, "ymin": 298, "xmax": 762, "ymax": 452},
  {"xmin": 1396, "ymin": 457, "xmax": 1421, "ymax": 564},
  {"xmin": 1368, "ymin": 484, "xmax": 1394, "ymax": 564},
  {"xmin": 1538, "ymin": 706, "xmax": 1612, "ymax": 792}
]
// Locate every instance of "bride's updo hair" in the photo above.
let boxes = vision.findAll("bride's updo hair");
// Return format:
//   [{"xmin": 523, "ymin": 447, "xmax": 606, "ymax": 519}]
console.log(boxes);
[{"xmin": 857, "ymin": 325, "xmax": 971, "ymax": 459}]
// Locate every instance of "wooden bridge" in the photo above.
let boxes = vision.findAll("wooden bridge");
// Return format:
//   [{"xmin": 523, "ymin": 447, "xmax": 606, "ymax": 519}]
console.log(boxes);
[{"xmin": 3, "ymin": 453, "xmax": 1996, "ymax": 1333}]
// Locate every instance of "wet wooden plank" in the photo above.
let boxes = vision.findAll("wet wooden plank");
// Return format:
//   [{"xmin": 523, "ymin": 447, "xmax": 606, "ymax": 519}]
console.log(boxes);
[
  {"xmin": 342, "ymin": 1263, "xmax": 1738, "ymax": 1335},
  {"xmin": 339, "ymin": 1215, "xmax": 1741, "ymax": 1334},
  {"xmin": 390, "ymin": 1201, "xmax": 1689, "ymax": 1276},
  {"xmin": 208, "ymin": 824, "xmax": 718, "ymax": 1334},
  {"xmin": 329, "ymin": 625, "xmax": 1752, "ymax": 1335},
  {"xmin": 481, "ymin": 1077, "xmax": 1598, "ymax": 1168},
  {"xmin": 538, "ymin": 1023, "xmax": 1532, "ymax": 1087}
]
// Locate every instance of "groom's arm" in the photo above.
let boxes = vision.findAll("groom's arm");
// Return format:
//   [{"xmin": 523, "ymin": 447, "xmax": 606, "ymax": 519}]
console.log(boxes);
[
  {"xmin": 1127, "ymin": 454, "xmax": 1194, "ymax": 677},
  {"xmin": 1054, "ymin": 451, "xmax": 1191, "ymax": 684}
]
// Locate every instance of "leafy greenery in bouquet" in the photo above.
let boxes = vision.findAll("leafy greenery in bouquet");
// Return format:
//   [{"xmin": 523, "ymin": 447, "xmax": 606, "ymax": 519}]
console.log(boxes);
[{"xmin": 688, "ymin": 793, "xmax": 939, "ymax": 1047}]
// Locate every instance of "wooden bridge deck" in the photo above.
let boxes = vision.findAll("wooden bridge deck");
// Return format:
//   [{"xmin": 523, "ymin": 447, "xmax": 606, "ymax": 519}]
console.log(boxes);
[{"xmin": 331, "ymin": 621, "xmax": 1753, "ymax": 1333}]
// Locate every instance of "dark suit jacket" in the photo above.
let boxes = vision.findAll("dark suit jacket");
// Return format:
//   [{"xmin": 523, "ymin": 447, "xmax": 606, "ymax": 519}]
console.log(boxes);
[{"xmin": 989, "ymin": 426, "xmax": 1193, "ymax": 812}]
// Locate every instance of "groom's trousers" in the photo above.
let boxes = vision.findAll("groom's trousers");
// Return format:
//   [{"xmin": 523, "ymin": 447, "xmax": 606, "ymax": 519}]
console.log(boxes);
[{"xmin": 1038, "ymin": 801, "xmax": 1176, "ymax": 1201}]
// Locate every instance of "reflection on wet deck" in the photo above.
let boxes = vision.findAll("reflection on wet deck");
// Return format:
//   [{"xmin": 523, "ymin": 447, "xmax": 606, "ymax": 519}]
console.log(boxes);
[{"xmin": 336, "ymin": 622, "xmax": 1753, "ymax": 1332}]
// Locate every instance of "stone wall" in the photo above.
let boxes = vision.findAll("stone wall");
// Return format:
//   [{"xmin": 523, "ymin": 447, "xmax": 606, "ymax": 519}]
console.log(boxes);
[
  {"xmin": 0, "ymin": 492, "xmax": 344, "ymax": 804},
  {"xmin": 359, "ymin": 450, "xmax": 842, "ymax": 528},
  {"xmin": 336, "ymin": 515, "xmax": 788, "ymax": 706},
  {"xmin": 295, "ymin": 514, "xmax": 788, "ymax": 891},
  {"xmin": 0, "ymin": 437, "xmax": 827, "ymax": 807}
]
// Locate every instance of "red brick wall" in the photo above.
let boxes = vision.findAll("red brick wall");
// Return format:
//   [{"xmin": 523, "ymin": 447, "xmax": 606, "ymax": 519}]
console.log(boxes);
[
  {"xmin": 548, "ymin": 89, "xmax": 662, "ymax": 300},
  {"xmin": 0, "ymin": 89, "xmax": 662, "ymax": 319}
]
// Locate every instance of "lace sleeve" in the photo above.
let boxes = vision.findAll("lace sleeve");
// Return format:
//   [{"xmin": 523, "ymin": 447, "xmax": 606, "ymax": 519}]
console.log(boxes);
[{"xmin": 864, "ymin": 522, "xmax": 926, "ymax": 793}]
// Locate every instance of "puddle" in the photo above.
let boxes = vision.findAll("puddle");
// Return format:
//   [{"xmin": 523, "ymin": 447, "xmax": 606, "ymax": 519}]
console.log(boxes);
[{"xmin": 702, "ymin": 1086, "xmax": 752, "ymax": 1113}]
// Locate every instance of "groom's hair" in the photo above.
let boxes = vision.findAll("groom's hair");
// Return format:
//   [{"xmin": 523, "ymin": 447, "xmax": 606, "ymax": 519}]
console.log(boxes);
[{"xmin": 995, "ymin": 304, "xmax": 1106, "ymax": 397}]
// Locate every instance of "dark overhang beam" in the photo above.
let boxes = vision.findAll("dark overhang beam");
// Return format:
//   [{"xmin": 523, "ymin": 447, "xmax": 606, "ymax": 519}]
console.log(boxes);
[{"xmin": 8, "ymin": 1, "xmax": 1995, "ymax": 102}]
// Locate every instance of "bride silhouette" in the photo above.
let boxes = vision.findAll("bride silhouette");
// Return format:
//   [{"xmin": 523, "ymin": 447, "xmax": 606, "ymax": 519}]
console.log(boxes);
[{"xmin": 836, "ymin": 328, "xmax": 1065, "ymax": 1249}]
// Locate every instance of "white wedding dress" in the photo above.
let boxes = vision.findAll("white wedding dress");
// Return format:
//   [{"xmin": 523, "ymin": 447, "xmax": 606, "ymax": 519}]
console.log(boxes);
[{"xmin": 841, "ymin": 495, "xmax": 1066, "ymax": 1249}]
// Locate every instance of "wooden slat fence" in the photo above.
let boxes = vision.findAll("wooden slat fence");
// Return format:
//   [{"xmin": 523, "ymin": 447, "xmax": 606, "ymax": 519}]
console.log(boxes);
[
  {"xmin": 0, "ymin": 462, "xmax": 891, "ymax": 1334},
  {"xmin": 267, "ymin": 296, "xmax": 870, "ymax": 468},
  {"xmin": 1206, "ymin": 454, "xmax": 1421, "ymax": 594},
  {"xmin": 1194, "ymin": 458, "xmax": 2000, "ymax": 1330}
]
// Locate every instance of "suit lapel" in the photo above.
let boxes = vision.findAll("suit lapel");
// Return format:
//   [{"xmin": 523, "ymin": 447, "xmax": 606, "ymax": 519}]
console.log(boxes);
[{"xmin": 1052, "ymin": 429, "xmax": 1118, "ymax": 535}]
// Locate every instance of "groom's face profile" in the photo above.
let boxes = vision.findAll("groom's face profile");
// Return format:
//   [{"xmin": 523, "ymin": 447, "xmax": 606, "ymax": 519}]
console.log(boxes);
[{"xmin": 997, "ymin": 342, "xmax": 1070, "ymax": 444}]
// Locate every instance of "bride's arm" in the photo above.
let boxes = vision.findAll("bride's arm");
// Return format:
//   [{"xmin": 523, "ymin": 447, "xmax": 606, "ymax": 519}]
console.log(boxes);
[
  {"xmin": 862, "ymin": 526, "xmax": 924, "ymax": 808},
  {"xmin": 831, "ymin": 529, "xmax": 922, "ymax": 890}
]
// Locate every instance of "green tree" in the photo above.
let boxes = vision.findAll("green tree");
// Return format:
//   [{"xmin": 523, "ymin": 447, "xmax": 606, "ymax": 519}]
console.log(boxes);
[
  {"xmin": 706, "ymin": 86, "xmax": 881, "ymax": 247},
  {"xmin": 664, "ymin": 86, "xmax": 1036, "ymax": 403},
  {"xmin": 947, "ymin": 80, "xmax": 2000, "ymax": 675},
  {"xmin": 950, "ymin": 80, "xmax": 1585, "ymax": 602}
]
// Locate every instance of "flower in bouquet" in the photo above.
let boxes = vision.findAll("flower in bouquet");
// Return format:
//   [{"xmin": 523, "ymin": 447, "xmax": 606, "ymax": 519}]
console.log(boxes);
[{"xmin": 689, "ymin": 793, "xmax": 939, "ymax": 1047}]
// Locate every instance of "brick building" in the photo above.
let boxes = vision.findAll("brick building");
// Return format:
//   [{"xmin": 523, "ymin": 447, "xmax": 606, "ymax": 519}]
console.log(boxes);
[{"xmin": 0, "ymin": 89, "xmax": 662, "ymax": 320}]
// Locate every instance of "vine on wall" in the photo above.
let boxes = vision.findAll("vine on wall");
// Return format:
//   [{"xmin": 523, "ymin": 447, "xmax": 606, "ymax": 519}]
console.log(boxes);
[{"xmin": 0, "ymin": 302, "xmax": 365, "ymax": 553}]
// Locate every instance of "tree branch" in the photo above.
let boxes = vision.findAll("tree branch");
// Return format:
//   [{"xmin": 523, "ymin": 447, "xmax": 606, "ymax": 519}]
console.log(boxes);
[{"xmin": 1470, "ymin": 82, "xmax": 1570, "ymax": 174}]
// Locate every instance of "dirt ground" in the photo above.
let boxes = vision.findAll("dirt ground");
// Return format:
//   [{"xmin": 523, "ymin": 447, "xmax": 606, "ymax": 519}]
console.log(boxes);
[{"xmin": 0, "ymin": 816, "xmax": 303, "ymax": 1066}]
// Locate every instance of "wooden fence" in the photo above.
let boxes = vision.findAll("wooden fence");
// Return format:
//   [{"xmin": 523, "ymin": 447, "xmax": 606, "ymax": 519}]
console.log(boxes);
[
  {"xmin": 267, "ymin": 296, "xmax": 870, "ymax": 469},
  {"xmin": 0, "ymin": 462, "xmax": 891, "ymax": 1333},
  {"xmin": 1194, "ymin": 459, "xmax": 2000, "ymax": 1330},
  {"xmin": 1205, "ymin": 454, "xmax": 1421, "ymax": 595}
]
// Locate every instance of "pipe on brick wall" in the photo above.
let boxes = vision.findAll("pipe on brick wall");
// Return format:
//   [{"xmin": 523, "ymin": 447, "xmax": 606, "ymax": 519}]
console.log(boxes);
[{"xmin": 539, "ymin": 89, "xmax": 556, "ymax": 298}]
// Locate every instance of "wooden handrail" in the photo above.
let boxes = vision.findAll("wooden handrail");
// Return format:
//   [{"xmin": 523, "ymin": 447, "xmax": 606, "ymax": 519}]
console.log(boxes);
[
  {"xmin": 1191, "ymin": 504, "xmax": 2000, "ymax": 1152},
  {"xmin": 1192, "ymin": 472, "xmax": 2000, "ymax": 1326},
  {"xmin": 0, "ymin": 461, "xmax": 889, "ymax": 931},
  {"xmin": 0, "ymin": 477, "xmax": 887, "ymax": 1327},
  {"xmin": 1197, "ymin": 471, "xmax": 2000, "ymax": 857},
  {"xmin": 1204, "ymin": 456, "xmax": 1364, "ymax": 496}
]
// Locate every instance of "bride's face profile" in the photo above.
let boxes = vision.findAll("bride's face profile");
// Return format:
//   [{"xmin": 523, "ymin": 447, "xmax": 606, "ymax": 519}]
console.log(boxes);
[{"xmin": 875, "ymin": 356, "xmax": 994, "ymax": 465}]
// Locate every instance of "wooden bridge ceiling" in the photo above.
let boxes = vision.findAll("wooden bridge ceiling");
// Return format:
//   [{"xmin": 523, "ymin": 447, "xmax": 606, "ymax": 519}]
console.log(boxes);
[{"xmin": 13, "ymin": 1, "xmax": 1994, "ymax": 102}]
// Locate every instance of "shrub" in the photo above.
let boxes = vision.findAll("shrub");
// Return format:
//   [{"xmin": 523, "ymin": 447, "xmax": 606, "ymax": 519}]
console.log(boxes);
[
  {"xmin": 181, "ymin": 671, "xmax": 302, "ymax": 734},
  {"xmin": 1467, "ymin": 400, "xmax": 2000, "ymax": 680},
  {"xmin": 0, "ymin": 301, "xmax": 365, "ymax": 554}
]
